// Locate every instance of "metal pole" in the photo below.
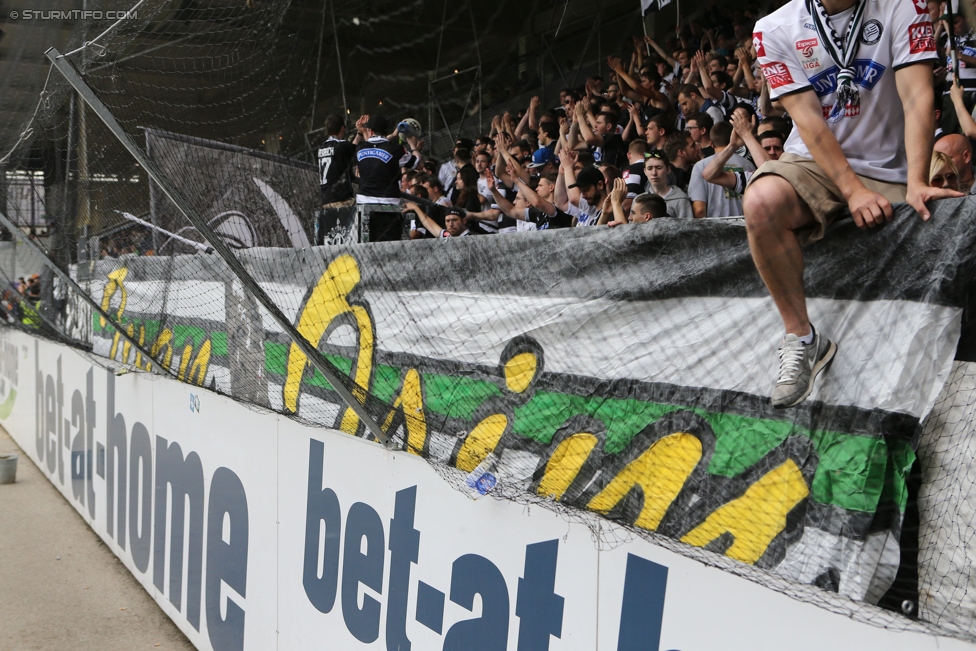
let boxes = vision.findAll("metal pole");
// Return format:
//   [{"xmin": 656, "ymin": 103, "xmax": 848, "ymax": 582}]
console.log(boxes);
[
  {"xmin": 310, "ymin": 0, "xmax": 328, "ymax": 130},
  {"xmin": 46, "ymin": 47, "xmax": 391, "ymax": 445},
  {"xmin": 330, "ymin": 1, "xmax": 349, "ymax": 117}
]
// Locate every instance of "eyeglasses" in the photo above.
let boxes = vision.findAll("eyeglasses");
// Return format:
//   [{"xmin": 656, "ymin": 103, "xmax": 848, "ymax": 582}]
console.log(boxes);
[
  {"xmin": 931, "ymin": 172, "xmax": 959, "ymax": 187},
  {"xmin": 686, "ymin": 125, "xmax": 702, "ymax": 131},
  {"xmin": 646, "ymin": 149, "xmax": 666, "ymax": 159}
]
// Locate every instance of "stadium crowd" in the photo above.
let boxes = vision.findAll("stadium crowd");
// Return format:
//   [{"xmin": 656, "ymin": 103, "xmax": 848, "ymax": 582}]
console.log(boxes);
[{"xmin": 315, "ymin": 0, "xmax": 976, "ymax": 238}]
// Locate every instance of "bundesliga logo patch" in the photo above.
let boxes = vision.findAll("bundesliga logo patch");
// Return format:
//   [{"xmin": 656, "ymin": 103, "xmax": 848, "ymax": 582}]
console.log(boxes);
[
  {"xmin": 796, "ymin": 38, "xmax": 818, "ymax": 58},
  {"xmin": 753, "ymin": 32, "xmax": 766, "ymax": 57},
  {"xmin": 762, "ymin": 61, "xmax": 794, "ymax": 88},
  {"xmin": 909, "ymin": 22, "xmax": 936, "ymax": 53}
]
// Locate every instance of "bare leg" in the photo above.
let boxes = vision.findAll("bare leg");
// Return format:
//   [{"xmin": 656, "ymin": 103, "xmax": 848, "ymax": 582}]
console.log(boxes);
[{"xmin": 743, "ymin": 175, "xmax": 817, "ymax": 336}]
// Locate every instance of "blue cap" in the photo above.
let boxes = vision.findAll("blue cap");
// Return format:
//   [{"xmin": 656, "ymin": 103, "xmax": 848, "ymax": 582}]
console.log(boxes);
[{"xmin": 527, "ymin": 147, "xmax": 558, "ymax": 168}]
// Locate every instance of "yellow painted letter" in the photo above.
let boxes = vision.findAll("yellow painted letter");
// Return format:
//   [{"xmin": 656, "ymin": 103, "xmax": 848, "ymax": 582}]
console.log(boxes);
[{"xmin": 680, "ymin": 459, "xmax": 809, "ymax": 564}]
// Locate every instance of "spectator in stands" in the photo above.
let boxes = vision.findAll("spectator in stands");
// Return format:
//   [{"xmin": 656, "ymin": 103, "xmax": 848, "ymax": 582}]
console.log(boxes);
[
  {"xmin": 623, "ymin": 140, "xmax": 649, "ymax": 196},
  {"xmin": 934, "ymin": 133, "xmax": 976, "ymax": 193},
  {"xmin": 644, "ymin": 114, "xmax": 671, "ymax": 150},
  {"xmin": 438, "ymin": 139, "xmax": 473, "ymax": 191},
  {"xmin": 630, "ymin": 193, "xmax": 670, "ymax": 221},
  {"xmin": 474, "ymin": 151, "xmax": 495, "ymax": 205},
  {"xmin": 759, "ymin": 131, "xmax": 785, "ymax": 162},
  {"xmin": 746, "ymin": 0, "xmax": 957, "ymax": 408},
  {"xmin": 453, "ymin": 165, "xmax": 483, "ymax": 213},
  {"xmin": 353, "ymin": 114, "xmax": 422, "ymax": 204},
  {"xmin": 556, "ymin": 154, "xmax": 606, "ymax": 226},
  {"xmin": 930, "ymin": 151, "xmax": 961, "ymax": 190},
  {"xmin": 406, "ymin": 202, "xmax": 469, "ymax": 238},
  {"xmin": 644, "ymin": 149, "xmax": 694, "ymax": 219},
  {"xmin": 488, "ymin": 167, "xmax": 575, "ymax": 230},
  {"xmin": 685, "ymin": 112, "xmax": 715, "ymax": 158},
  {"xmin": 676, "ymin": 84, "xmax": 726, "ymax": 127},
  {"xmin": 663, "ymin": 130, "xmax": 701, "ymax": 192},
  {"xmin": 688, "ymin": 122, "xmax": 755, "ymax": 218}
]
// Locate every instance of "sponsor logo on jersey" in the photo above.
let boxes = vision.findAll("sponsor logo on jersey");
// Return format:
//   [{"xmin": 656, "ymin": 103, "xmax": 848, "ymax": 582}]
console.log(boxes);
[
  {"xmin": 861, "ymin": 19, "xmax": 884, "ymax": 45},
  {"xmin": 762, "ymin": 61, "xmax": 794, "ymax": 88},
  {"xmin": 753, "ymin": 32, "xmax": 766, "ymax": 57},
  {"xmin": 911, "ymin": 0, "xmax": 928, "ymax": 14},
  {"xmin": 357, "ymin": 148, "xmax": 394, "ymax": 163},
  {"xmin": 796, "ymin": 38, "xmax": 818, "ymax": 58},
  {"xmin": 909, "ymin": 22, "xmax": 936, "ymax": 53},
  {"xmin": 810, "ymin": 60, "xmax": 887, "ymax": 96},
  {"xmin": 804, "ymin": 22, "xmax": 817, "ymax": 30}
]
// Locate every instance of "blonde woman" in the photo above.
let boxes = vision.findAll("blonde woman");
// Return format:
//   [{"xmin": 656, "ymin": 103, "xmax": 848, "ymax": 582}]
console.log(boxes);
[{"xmin": 930, "ymin": 150, "xmax": 960, "ymax": 191}]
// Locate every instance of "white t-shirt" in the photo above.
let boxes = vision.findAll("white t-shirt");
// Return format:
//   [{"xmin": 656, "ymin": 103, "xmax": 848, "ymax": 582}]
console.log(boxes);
[
  {"xmin": 688, "ymin": 152, "xmax": 756, "ymax": 218},
  {"xmin": 754, "ymin": 0, "xmax": 937, "ymax": 183},
  {"xmin": 565, "ymin": 196, "xmax": 601, "ymax": 226}
]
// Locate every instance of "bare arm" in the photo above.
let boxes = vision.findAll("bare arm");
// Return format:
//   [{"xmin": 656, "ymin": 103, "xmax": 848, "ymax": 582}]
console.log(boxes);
[
  {"xmin": 483, "ymin": 169, "xmax": 521, "ymax": 220},
  {"xmin": 622, "ymin": 102, "xmax": 642, "ymax": 141},
  {"xmin": 608, "ymin": 178, "xmax": 629, "ymax": 226},
  {"xmin": 779, "ymin": 89, "xmax": 899, "ymax": 228},
  {"xmin": 406, "ymin": 202, "xmax": 444, "ymax": 237},
  {"xmin": 702, "ymin": 139, "xmax": 743, "ymax": 189},
  {"xmin": 696, "ymin": 53, "xmax": 723, "ymax": 102},
  {"xmin": 512, "ymin": 173, "xmax": 557, "ymax": 215},
  {"xmin": 554, "ymin": 150, "xmax": 578, "ymax": 210},
  {"xmin": 731, "ymin": 111, "xmax": 767, "ymax": 168},
  {"xmin": 897, "ymin": 62, "xmax": 963, "ymax": 218},
  {"xmin": 644, "ymin": 35, "xmax": 676, "ymax": 66},
  {"xmin": 574, "ymin": 101, "xmax": 603, "ymax": 147},
  {"xmin": 951, "ymin": 82, "xmax": 976, "ymax": 138}
]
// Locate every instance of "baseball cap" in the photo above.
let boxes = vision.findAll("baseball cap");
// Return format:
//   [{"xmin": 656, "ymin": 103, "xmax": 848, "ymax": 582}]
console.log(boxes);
[
  {"xmin": 366, "ymin": 115, "xmax": 389, "ymax": 133},
  {"xmin": 527, "ymin": 148, "xmax": 558, "ymax": 169},
  {"xmin": 568, "ymin": 166, "xmax": 605, "ymax": 189}
]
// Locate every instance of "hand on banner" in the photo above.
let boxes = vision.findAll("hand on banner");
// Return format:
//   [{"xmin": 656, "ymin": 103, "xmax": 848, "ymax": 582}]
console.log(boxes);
[{"xmin": 906, "ymin": 183, "xmax": 964, "ymax": 221}]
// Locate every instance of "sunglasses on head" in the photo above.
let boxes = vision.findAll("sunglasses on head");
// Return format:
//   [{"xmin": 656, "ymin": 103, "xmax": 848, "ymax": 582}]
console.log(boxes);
[{"xmin": 645, "ymin": 149, "xmax": 666, "ymax": 159}]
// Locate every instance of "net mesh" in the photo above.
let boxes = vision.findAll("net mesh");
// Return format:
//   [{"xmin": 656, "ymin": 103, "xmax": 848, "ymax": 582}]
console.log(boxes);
[{"xmin": 1, "ymin": 0, "xmax": 976, "ymax": 641}]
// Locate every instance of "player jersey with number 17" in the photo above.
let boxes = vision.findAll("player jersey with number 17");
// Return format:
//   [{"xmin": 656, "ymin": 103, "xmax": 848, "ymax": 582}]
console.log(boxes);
[{"xmin": 754, "ymin": 0, "xmax": 937, "ymax": 183}]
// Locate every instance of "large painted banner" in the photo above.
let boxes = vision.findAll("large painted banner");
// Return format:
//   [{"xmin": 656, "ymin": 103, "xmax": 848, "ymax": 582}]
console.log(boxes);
[
  {"xmin": 3, "ymin": 329, "xmax": 974, "ymax": 650},
  {"xmin": 145, "ymin": 129, "xmax": 318, "ymax": 251},
  {"xmin": 67, "ymin": 200, "xmax": 976, "ymax": 606}
]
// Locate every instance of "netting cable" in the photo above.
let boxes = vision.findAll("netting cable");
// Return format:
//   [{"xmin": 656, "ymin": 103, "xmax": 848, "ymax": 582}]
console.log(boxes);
[
  {"xmin": 45, "ymin": 46, "xmax": 391, "ymax": 444},
  {"xmin": 0, "ymin": 209, "xmax": 177, "ymax": 376}
]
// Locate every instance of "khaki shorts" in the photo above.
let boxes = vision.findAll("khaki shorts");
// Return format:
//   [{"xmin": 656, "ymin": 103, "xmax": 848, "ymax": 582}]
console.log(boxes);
[{"xmin": 747, "ymin": 153, "xmax": 907, "ymax": 244}]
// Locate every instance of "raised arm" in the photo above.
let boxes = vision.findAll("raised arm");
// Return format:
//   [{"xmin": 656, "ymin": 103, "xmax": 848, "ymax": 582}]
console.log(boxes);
[
  {"xmin": 483, "ymin": 168, "xmax": 521, "ymax": 220},
  {"xmin": 897, "ymin": 62, "xmax": 963, "ymax": 218},
  {"xmin": 574, "ymin": 101, "xmax": 603, "ymax": 147},
  {"xmin": 703, "ymin": 129, "xmax": 746, "ymax": 189},
  {"xmin": 512, "ymin": 171, "xmax": 557, "ymax": 216},
  {"xmin": 696, "ymin": 52, "xmax": 724, "ymax": 102},
  {"xmin": 607, "ymin": 177, "xmax": 629, "ymax": 226},
  {"xmin": 950, "ymin": 82, "xmax": 976, "ymax": 139},
  {"xmin": 645, "ymin": 35, "xmax": 676, "ymax": 66},
  {"xmin": 622, "ymin": 101, "xmax": 643, "ymax": 141},
  {"xmin": 731, "ymin": 111, "xmax": 767, "ymax": 168},
  {"xmin": 405, "ymin": 201, "xmax": 444, "ymax": 238},
  {"xmin": 554, "ymin": 150, "xmax": 577, "ymax": 210}
]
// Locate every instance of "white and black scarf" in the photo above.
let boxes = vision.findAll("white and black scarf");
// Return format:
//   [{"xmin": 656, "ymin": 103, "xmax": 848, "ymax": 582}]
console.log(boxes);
[{"xmin": 807, "ymin": 0, "xmax": 868, "ymax": 122}]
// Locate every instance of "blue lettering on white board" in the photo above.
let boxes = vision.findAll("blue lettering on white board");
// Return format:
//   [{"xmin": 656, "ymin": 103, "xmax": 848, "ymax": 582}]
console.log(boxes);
[{"xmin": 301, "ymin": 438, "xmax": 674, "ymax": 650}]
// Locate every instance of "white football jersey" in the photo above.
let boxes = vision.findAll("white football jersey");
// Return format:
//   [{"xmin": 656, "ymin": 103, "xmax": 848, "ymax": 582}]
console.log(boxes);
[{"xmin": 754, "ymin": 0, "xmax": 937, "ymax": 182}]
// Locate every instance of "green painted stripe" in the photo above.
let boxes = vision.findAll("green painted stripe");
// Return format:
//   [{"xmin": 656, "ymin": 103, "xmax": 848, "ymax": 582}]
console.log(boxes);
[
  {"xmin": 0, "ymin": 388, "xmax": 17, "ymax": 419},
  {"xmin": 108, "ymin": 328, "xmax": 907, "ymax": 514}
]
